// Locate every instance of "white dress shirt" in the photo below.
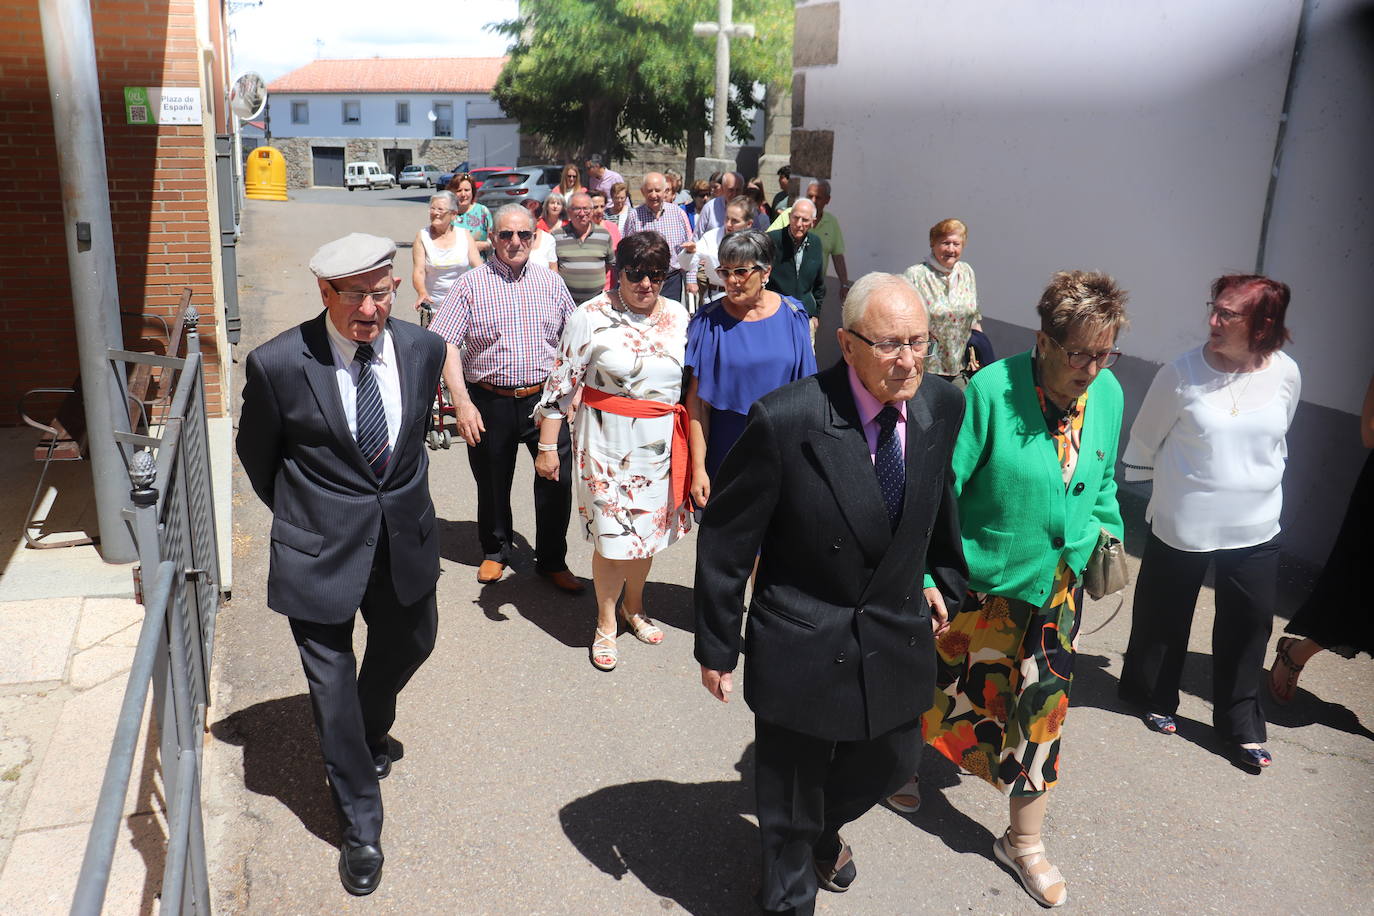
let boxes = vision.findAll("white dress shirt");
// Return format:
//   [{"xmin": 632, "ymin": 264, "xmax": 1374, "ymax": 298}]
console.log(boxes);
[{"xmin": 324, "ymin": 317, "xmax": 403, "ymax": 448}]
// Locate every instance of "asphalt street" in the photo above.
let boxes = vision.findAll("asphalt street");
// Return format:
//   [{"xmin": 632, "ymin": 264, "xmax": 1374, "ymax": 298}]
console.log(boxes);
[{"xmin": 205, "ymin": 189, "xmax": 1374, "ymax": 915}]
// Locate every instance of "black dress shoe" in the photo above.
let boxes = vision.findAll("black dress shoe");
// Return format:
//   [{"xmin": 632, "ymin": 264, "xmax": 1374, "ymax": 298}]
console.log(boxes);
[
  {"xmin": 338, "ymin": 843, "xmax": 384, "ymax": 895},
  {"xmin": 370, "ymin": 735, "xmax": 404, "ymax": 780}
]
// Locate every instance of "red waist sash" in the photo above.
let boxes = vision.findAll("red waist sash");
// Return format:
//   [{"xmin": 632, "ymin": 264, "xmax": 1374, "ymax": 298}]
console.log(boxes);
[{"xmin": 579, "ymin": 387, "xmax": 690, "ymax": 509}]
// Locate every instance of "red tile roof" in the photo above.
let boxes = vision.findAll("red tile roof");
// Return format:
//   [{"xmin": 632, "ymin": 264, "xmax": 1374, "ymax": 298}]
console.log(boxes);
[{"xmin": 268, "ymin": 58, "xmax": 508, "ymax": 94}]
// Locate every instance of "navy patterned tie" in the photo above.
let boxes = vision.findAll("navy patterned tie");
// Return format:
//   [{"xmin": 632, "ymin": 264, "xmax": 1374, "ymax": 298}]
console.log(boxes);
[
  {"xmin": 875, "ymin": 405, "xmax": 904, "ymax": 529},
  {"xmin": 353, "ymin": 342, "xmax": 392, "ymax": 478}
]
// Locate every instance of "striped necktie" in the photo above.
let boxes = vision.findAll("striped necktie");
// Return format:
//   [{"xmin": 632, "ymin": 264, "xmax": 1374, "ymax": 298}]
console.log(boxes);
[
  {"xmin": 353, "ymin": 342, "xmax": 391, "ymax": 478},
  {"xmin": 875, "ymin": 405, "xmax": 904, "ymax": 529}
]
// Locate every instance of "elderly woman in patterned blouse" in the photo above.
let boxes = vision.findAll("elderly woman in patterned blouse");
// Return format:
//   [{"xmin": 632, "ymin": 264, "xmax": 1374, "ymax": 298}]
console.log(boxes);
[
  {"xmin": 904, "ymin": 218, "xmax": 982, "ymax": 386},
  {"xmin": 533, "ymin": 232, "xmax": 693, "ymax": 672}
]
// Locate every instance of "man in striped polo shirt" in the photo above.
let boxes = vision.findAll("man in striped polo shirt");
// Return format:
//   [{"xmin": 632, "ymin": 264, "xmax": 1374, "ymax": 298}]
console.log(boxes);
[
  {"xmin": 430, "ymin": 204, "xmax": 584, "ymax": 594},
  {"xmin": 554, "ymin": 191, "xmax": 614, "ymax": 304}
]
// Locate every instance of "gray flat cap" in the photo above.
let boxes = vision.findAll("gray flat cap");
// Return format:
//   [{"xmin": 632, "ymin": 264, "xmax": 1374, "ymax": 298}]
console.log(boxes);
[{"xmin": 308, "ymin": 233, "xmax": 396, "ymax": 280}]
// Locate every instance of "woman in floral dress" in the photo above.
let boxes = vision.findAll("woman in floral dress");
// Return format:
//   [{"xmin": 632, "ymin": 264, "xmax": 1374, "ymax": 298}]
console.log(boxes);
[
  {"xmin": 903, "ymin": 218, "xmax": 982, "ymax": 387},
  {"xmin": 534, "ymin": 232, "xmax": 692, "ymax": 671},
  {"xmin": 896, "ymin": 271, "xmax": 1129, "ymax": 908}
]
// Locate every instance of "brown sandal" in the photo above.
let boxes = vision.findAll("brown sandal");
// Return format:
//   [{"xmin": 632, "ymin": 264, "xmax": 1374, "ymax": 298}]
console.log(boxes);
[{"xmin": 1268, "ymin": 636, "xmax": 1304, "ymax": 704}]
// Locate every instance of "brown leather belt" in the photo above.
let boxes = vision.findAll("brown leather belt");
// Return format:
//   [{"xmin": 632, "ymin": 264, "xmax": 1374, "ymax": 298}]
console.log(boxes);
[{"xmin": 476, "ymin": 380, "xmax": 545, "ymax": 398}]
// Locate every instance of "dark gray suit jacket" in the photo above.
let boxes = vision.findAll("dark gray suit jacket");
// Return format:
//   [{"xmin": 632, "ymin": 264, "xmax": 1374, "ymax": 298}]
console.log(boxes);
[
  {"xmin": 694, "ymin": 362, "xmax": 968, "ymax": 741},
  {"xmin": 236, "ymin": 313, "xmax": 446, "ymax": 623}
]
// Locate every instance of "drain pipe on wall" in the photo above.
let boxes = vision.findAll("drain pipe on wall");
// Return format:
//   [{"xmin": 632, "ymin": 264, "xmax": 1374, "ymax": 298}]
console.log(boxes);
[
  {"xmin": 38, "ymin": 0, "xmax": 137, "ymax": 563},
  {"xmin": 1255, "ymin": 0, "xmax": 1313, "ymax": 275}
]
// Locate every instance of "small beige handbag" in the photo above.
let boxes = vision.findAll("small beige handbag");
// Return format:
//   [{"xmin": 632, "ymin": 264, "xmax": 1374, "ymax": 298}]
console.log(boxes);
[{"xmin": 1083, "ymin": 528, "xmax": 1129, "ymax": 600}]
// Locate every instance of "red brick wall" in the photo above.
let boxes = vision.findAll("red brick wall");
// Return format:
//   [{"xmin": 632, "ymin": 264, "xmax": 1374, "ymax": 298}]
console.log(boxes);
[{"xmin": 0, "ymin": 0, "xmax": 224, "ymax": 426}]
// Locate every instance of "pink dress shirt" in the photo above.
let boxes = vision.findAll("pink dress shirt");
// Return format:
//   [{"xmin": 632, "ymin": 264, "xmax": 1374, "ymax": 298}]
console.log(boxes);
[{"xmin": 847, "ymin": 364, "xmax": 907, "ymax": 462}]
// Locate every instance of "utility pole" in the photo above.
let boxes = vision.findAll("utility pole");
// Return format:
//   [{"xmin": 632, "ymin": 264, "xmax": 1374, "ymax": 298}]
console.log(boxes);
[{"xmin": 693, "ymin": 0, "xmax": 754, "ymax": 174}]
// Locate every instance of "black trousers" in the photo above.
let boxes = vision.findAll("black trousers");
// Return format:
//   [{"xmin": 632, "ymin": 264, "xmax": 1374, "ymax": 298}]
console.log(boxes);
[
  {"xmin": 288, "ymin": 535, "xmax": 438, "ymax": 847},
  {"xmin": 465, "ymin": 384, "xmax": 572, "ymax": 571},
  {"xmin": 660, "ymin": 270, "xmax": 684, "ymax": 304},
  {"xmin": 753, "ymin": 716, "xmax": 921, "ymax": 915},
  {"xmin": 1119, "ymin": 529, "xmax": 1279, "ymax": 744}
]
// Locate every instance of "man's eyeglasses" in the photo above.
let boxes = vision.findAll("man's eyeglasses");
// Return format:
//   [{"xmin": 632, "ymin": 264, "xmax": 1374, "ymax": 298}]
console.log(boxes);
[
  {"xmin": 1045, "ymin": 335, "xmax": 1120, "ymax": 369},
  {"xmin": 330, "ymin": 286, "xmax": 395, "ymax": 307},
  {"xmin": 1206, "ymin": 300, "xmax": 1245, "ymax": 324},
  {"xmin": 496, "ymin": 230, "xmax": 535, "ymax": 242},
  {"xmin": 569, "ymin": 206, "xmax": 592, "ymax": 212},
  {"xmin": 622, "ymin": 269, "xmax": 666, "ymax": 284},
  {"xmin": 717, "ymin": 264, "xmax": 763, "ymax": 281},
  {"xmin": 845, "ymin": 328, "xmax": 936, "ymax": 359}
]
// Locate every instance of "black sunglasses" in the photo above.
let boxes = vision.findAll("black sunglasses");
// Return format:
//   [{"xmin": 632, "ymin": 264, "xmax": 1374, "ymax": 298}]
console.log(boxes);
[
  {"xmin": 496, "ymin": 230, "xmax": 535, "ymax": 242},
  {"xmin": 622, "ymin": 268, "xmax": 666, "ymax": 283}
]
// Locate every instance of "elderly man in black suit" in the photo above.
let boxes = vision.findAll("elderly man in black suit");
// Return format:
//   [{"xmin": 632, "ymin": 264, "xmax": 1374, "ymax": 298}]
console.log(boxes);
[
  {"xmin": 237, "ymin": 233, "xmax": 447, "ymax": 895},
  {"xmin": 766, "ymin": 197, "xmax": 827, "ymax": 346},
  {"xmin": 695, "ymin": 272, "xmax": 967, "ymax": 916}
]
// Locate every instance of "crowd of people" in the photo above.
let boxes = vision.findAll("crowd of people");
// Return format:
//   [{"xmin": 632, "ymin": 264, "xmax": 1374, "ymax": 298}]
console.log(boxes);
[{"xmin": 236, "ymin": 156, "xmax": 1367, "ymax": 911}]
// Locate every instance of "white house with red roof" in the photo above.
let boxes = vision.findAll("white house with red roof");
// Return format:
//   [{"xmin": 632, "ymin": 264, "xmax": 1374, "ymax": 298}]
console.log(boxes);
[{"xmin": 241, "ymin": 57, "xmax": 516, "ymax": 188}]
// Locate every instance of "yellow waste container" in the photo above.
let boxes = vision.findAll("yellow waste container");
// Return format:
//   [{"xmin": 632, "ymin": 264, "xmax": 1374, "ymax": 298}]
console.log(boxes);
[{"xmin": 245, "ymin": 146, "xmax": 287, "ymax": 201}]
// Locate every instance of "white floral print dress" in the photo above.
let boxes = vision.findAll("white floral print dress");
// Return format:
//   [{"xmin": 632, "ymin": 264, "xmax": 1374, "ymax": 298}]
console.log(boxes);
[{"xmin": 533, "ymin": 293, "xmax": 692, "ymax": 559}]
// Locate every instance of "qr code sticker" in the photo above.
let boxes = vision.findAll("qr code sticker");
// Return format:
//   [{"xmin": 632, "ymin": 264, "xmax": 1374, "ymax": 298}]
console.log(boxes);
[{"xmin": 130, "ymin": 105, "xmax": 149, "ymax": 123}]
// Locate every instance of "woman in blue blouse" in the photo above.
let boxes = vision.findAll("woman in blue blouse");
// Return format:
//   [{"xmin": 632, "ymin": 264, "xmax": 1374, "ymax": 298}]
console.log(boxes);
[{"xmin": 685, "ymin": 230, "xmax": 816, "ymax": 508}]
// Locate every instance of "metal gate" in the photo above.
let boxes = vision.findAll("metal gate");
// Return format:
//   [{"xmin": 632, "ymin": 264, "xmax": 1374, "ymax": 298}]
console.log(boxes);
[{"xmin": 312, "ymin": 145, "xmax": 345, "ymax": 187}]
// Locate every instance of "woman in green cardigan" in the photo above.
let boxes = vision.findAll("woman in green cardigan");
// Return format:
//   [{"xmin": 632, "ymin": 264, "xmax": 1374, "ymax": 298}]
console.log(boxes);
[{"xmin": 894, "ymin": 270, "xmax": 1129, "ymax": 908}]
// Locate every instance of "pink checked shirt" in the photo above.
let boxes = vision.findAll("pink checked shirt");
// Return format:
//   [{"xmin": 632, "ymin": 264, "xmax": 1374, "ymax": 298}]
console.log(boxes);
[
  {"xmin": 623, "ymin": 203, "xmax": 694, "ymax": 279},
  {"xmin": 429, "ymin": 256, "xmax": 576, "ymax": 388}
]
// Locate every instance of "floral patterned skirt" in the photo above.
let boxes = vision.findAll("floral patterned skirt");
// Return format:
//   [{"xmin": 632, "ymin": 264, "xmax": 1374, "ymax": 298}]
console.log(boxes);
[{"xmin": 921, "ymin": 564, "xmax": 1081, "ymax": 797}]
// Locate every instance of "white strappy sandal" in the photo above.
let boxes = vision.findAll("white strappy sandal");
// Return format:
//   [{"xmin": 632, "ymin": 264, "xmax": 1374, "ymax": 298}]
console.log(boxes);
[
  {"xmin": 994, "ymin": 829, "xmax": 1068, "ymax": 908},
  {"xmin": 590, "ymin": 629, "xmax": 618, "ymax": 671}
]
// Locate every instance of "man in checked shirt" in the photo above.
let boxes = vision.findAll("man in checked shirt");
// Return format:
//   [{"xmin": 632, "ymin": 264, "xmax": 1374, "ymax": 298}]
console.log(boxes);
[{"xmin": 429, "ymin": 204, "xmax": 585, "ymax": 593}]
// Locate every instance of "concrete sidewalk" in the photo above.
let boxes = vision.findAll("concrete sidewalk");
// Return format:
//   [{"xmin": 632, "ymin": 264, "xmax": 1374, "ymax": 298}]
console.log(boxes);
[{"xmin": 0, "ymin": 414, "xmax": 234, "ymax": 914}]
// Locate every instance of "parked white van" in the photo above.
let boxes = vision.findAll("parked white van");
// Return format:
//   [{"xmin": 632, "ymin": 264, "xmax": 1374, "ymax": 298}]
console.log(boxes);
[{"xmin": 345, "ymin": 161, "xmax": 393, "ymax": 191}]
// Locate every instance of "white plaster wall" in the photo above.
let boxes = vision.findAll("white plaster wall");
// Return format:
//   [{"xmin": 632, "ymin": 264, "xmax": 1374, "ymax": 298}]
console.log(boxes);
[
  {"xmin": 804, "ymin": 0, "xmax": 1367, "ymax": 415},
  {"xmin": 242, "ymin": 93, "xmax": 495, "ymax": 140}
]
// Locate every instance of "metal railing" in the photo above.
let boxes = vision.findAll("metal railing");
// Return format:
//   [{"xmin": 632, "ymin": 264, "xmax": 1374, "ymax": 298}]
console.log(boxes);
[{"xmin": 71, "ymin": 313, "xmax": 222, "ymax": 915}]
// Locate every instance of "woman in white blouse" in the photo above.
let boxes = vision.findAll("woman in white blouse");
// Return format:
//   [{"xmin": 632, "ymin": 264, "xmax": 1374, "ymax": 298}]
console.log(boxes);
[
  {"xmin": 1118, "ymin": 274, "xmax": 1300, "ymax": 771},
  {"xmin": 903, "ymin": 218, "xmax": 982, "ymax": 385}
]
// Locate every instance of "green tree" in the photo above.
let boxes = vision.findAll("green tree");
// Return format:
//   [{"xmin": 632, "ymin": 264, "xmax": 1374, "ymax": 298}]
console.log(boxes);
[{"xmin": 489, "ymin": 0, "xmax": 792, "ymax": 163}]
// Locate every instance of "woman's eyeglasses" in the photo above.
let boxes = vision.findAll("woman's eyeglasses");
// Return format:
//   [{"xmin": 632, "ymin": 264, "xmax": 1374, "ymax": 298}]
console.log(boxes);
[
  {"xmin": 1045, "ymin": 335, "xmax": 1120, "ymax": 369},
  {"xmin": 496, "ymin": 230, "xmax": 535, "ymax": 242},
  {"xmin": 717, "ymin": 265, "xmax": 763, "ymax": 280},
  {"xmin": 1206, "ymin": 300, "xmax": 1244, "ymax": 324},
  {"xmin": 845, "ymin": 328, "xmax": 936, "ymax": 359},
  {"xmin": 622, "ymin": 269, "xmax": 666, "ymax": 284}
]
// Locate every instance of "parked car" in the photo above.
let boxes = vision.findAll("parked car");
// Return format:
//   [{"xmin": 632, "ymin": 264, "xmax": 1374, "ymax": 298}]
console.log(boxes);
[
  {"xmin": 474, "ymin": 165, "xmax": 564, "ymax": 210},
  {"xmin": 398, "ymin": 163, "xmax": 443, "ymax": 188},
  {"xmin": 345, "ymin": 161, "xmax": 393, "ymax": 191},
  {"xmin": 436, "ymin": 164, "xmax": 510, "ymax": 192}
]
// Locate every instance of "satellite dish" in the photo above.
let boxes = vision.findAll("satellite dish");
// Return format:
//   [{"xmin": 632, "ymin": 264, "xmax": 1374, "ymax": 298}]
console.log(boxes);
[
  {"xmin": 229, "ymin": 72, "xmax": 267, "ymax": 120},
  {"xmin": 427, "ymin": 110, "xmax": 438, "ymax": 122}
]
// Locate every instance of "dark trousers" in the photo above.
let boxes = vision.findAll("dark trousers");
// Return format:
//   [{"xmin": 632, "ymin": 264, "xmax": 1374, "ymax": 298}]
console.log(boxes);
[
  {"xmin": 660, "ymin": 270, "xmax": 684, "ymax": 304},
  {"xmin": 753, "ymin": 716, "xmax": 921, "ymax": 915},
  {"xmin": 465, "ymin": 384, "xmax": 572, "ymax": 571},
  {"xmin": 288, "ymin": 535, "xmax": 438, "ymax": 847},
  {"xmin": 1119, "ymin": 529, "xmax": 1279, "ymax": 744}
]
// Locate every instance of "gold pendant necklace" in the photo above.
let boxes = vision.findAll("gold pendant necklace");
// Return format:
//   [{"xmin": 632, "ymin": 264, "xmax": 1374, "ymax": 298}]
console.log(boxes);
[{"xmin": 1226, "ymin": 367, "xmax": 1256, "ymax": 416}]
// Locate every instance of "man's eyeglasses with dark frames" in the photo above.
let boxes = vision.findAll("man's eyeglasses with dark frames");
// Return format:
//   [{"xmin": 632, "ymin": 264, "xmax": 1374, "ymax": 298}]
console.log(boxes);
[
  {"xmin": 496, "ymin": 230, "xmax": 535, "ymax": 242},
  {"xmin": 844, "ymin": 328, "xmax": 937, "ymax": 359},
  {"xmin": 1045, "ymin": 335, "xmax": 1120, "ymax": 369}
]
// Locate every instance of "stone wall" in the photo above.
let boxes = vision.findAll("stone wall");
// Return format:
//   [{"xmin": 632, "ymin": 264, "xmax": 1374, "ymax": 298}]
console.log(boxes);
[{"xmin": 270, "ymin": 136, "xmax": 470, "ymax": 188}]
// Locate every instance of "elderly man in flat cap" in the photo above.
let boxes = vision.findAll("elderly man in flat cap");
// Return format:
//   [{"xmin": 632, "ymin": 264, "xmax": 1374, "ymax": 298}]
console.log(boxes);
[{"xmin": 237, "ymin": 232, "xmax": 447, "ymax": 895}]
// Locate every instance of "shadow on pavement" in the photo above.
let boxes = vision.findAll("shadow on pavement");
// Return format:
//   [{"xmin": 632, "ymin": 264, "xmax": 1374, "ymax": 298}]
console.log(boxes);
[
  {"xmin": 888, "ymin": 752, "xmax": 998, "ymax": 859},
  {"xmin": 560, "ymin": 744, "xmax": 759, "ymax": 915},
  {"xmin": 211, "ymin": 694, "xmax": 343, "ymax": 846}
]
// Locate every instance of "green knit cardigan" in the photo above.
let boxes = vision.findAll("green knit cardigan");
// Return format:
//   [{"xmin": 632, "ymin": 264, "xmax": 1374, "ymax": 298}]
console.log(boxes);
[{"xmin": 929, "ymin": 349, "xmax": 1125, "ymax": 606}]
